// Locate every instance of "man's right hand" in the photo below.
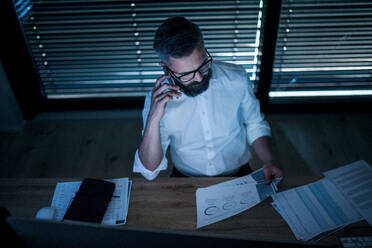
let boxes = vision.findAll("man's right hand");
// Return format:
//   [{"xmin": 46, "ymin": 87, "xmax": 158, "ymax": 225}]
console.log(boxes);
[
  {"xmin": 147, "ymin": 75, "xmax": 182, "ymax": 123},
  {"xmin": 138, "ymin": 75, "xmax": 181, "ymax": 172}
]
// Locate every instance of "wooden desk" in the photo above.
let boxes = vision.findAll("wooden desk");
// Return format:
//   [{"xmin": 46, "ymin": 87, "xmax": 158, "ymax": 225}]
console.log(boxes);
[{"xmin": 0, "ymin": 177, "xmax": 371, "ymax": 246}]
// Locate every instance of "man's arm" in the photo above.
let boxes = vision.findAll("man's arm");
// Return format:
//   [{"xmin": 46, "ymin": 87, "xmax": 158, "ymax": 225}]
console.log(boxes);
[
  {"xmin": 138, "ymin": 120, "xmax": 163, "ymax": 171},
  {"xmin": 252, "ymin": 136, "xmax": 283, "ymax": 184},
  {"xmin": 138, "ymin": 75, "xmax": 181, "ymax": 171}
]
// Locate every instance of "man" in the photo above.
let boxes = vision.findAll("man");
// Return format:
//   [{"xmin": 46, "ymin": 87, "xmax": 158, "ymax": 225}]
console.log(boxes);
[{"xmin": 133, "ymin": 17, "xmax": 283, "ymax": 183}]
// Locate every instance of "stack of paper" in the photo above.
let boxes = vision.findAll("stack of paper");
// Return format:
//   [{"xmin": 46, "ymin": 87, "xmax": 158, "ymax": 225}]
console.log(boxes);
[
  {"xmin": 323, "ymin": 160, "xmax": 372, "ymax": 226},
  {"xmin": 271, "ymin": 160, "xmax": 371, "ymax": 241},
  {"xmin": 51, "ymin": 177, "xmax": 132, "ymax": 225},
  {"xmin": 196, "ymin": 168, "xmax": 282, "ymax": 228}
]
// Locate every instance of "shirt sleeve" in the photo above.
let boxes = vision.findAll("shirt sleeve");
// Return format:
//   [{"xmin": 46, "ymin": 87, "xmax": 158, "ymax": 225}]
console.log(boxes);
[
  {"xmin": 132, "ymin": 92, "xmax": 170, "ymax": 181},
  {"xmin": 240, "ymin": 71, "xmax": 271, "ymax": 145}
]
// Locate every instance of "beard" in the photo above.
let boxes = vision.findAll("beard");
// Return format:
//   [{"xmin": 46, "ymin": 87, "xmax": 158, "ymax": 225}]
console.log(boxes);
[{"xmin": 173, "ymin": 69, "xmax": 212, "ymax": 97}]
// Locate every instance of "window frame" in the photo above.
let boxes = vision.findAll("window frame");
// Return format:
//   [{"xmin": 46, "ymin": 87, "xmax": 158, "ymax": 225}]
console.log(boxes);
[{"xmin": 2, "ymin": 0, "xmax": 371, "ymax": 120}]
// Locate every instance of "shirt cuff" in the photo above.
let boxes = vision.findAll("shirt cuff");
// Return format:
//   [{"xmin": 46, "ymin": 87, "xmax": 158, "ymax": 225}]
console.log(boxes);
[
  {"xmin": 247, "ymin": 123, "xmax": 271, "ymax": 145},
  {"xmin": 133, "ymin": 149, "xmax": 168, "ymax": 181}
]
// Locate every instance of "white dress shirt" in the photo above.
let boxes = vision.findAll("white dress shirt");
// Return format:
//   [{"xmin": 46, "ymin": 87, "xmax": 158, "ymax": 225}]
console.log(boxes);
[{"xmin": 133, "ymin": 61, "xmax": 271, "ymax": 180}]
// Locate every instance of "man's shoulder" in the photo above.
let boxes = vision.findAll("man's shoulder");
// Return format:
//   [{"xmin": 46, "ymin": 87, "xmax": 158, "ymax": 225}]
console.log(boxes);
[
  {"xmin": 212, "ymin": 61, "xmax": 248, "ymax": 89},
  {"xmin": 213, "ymin": 61, "xmax": 246, "ymax": 74}
]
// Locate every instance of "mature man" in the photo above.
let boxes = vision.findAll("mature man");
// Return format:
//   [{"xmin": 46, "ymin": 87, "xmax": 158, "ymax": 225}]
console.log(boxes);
[{"xmin": 133, "ymin": 17, "xmax": 283, "ymax": 183}]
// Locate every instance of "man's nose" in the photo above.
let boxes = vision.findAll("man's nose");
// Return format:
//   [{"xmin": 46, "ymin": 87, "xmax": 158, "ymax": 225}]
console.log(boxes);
[{"xmin": 193, "ymin": 71, "xmax": 203, "ymax": 82}]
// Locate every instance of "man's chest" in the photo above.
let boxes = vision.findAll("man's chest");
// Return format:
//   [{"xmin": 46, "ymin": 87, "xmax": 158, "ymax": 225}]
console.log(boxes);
[{"xmin": 162, "ymin": 86, "xmax": 243, "ymax": 145}]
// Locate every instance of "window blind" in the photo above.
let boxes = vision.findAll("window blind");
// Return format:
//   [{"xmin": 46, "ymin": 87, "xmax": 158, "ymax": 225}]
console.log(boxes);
[
  {"xmin": 15, "ymin": 0, "xmax": 265, "ymax": 99},
  {"xmin": 271, "ymin": 0, "xmax": 372, "ymax": 99},
  {"xmin": 14, "ymin": 0, "xmax": 33, "ymax": 21}
]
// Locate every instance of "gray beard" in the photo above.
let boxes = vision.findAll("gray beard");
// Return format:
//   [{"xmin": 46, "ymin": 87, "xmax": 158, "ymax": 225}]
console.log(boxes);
[{"xmin": 174, "ymin": 69, "xmax": 212, "ymax": 97}]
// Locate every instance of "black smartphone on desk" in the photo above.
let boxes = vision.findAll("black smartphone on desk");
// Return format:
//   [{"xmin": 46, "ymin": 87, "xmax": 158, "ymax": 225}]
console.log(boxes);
[{"xmin": 63, "ymin": 178, "xmax": 115, "ymax": 223}]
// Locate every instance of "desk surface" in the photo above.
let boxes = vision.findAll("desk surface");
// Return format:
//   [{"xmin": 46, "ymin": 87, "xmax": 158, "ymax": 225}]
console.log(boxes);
[{"xmin": 0, "ymin": 177, "xmax": 371, "ymax": 246}]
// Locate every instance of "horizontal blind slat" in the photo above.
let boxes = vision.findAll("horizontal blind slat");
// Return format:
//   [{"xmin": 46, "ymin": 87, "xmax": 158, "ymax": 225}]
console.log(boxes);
[
  {"xmin": 17, "ymin": 0, "xmax": 264, "ymax": 99},
  {"xmin": 271, "ymin": 0, "xmax": 372, "ymax": 93}
]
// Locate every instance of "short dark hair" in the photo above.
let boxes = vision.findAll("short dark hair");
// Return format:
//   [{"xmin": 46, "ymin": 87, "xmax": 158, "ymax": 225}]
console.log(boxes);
[{"xmin": 153, "ymin": 16, "xmax": 204, "ymax": 63}]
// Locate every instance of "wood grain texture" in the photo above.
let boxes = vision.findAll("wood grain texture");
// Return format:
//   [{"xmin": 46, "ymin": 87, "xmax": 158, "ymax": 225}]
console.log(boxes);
[{"xmin": 0, "ymin": 177, "xmax": 371, "ymax": 246}]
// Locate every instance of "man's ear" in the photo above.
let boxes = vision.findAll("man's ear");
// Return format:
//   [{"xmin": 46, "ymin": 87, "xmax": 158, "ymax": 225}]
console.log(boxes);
[{"xmin": 159, "ymin": 62, "xmax": 165, "ymax": 67}]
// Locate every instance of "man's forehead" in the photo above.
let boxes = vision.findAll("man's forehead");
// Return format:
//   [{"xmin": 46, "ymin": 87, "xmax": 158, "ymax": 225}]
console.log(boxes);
[{"xmin": 167, "ymin": 46, "xmax": 206, "ymax": 74}]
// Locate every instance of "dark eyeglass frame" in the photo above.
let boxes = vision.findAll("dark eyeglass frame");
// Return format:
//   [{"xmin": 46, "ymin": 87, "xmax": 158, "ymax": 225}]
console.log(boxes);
[{"xmin": 165, "ymin": 49, "xmax": 213, "ymax": 83}]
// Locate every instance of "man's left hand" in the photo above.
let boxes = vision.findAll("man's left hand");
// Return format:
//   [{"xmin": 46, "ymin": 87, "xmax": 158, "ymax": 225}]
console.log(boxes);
[{"xmin": 262, "ymin": 161, "xmax": 283, "ymax": 185}]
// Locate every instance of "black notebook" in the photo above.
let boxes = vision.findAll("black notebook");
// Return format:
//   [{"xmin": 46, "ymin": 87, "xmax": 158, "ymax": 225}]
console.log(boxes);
[{"xmin": 63, "ymin": 178, "xmax": 115, "ymax": 223}]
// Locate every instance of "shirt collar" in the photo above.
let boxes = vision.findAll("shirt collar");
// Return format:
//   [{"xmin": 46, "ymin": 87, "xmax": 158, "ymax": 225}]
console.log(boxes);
[{"xmin": 209, "ymin": 62, "xmax": 218, "ymax": 81}]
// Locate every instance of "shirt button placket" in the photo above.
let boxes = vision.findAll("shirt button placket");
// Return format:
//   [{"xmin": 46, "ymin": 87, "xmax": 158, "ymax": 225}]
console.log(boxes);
[
  {"xmin": 201, "ymin": 105, "xmax": 210, "ymax": 140},
  {"xmin": 200, "ymin": 98, "xmax": 215, "ymax": 175},
  {"xmin": 207, "ymin": 161, "xmax": 214, "ymax": 175}
]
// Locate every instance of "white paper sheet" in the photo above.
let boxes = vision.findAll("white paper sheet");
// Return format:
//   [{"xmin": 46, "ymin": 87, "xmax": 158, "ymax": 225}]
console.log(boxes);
[
  {"xmin": 323, "ymin": 160, "xmax": 372, "ymax": 226},
  {"xmin": 271, "ymin": 178, "xmax": 363, "ymax": 241},
  {"xmin": 196, "ymin": 168, "xmax": 281, "ymax": 228},
  {"xmin": 51, "ymin": 178, "xmax": 132, "ymax": 225}
]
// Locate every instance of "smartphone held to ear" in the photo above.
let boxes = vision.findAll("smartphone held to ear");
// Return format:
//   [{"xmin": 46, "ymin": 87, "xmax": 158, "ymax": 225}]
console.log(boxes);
[
  {"xmin": 162, "ymin": 67, "xmax": 175, "ymax": 86},
  {"xmin": 161, "ymin": 67, "xmax": 181, "ymax": 95},
  {"xmin": 162, "ymin": 75, "xmax": 176, "ymax": 87}
]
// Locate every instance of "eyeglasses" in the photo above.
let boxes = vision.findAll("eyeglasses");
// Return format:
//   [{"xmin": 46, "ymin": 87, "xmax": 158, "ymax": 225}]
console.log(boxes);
[{"xmin": 166, "ymin": 49, "xmax": 213, "ymax": 83}]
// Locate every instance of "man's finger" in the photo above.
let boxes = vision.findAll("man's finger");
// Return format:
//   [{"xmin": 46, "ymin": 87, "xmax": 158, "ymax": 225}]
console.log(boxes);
[
  {"xmin": 165, "ymin": 90, "xmax": 182, "ymax": 98},
  {"xmin": 275, "ymin": 171, "xmax": 283, "ymax": 178},
  {"xmin": 158, "ymin": 95, "xmax": 173, "ymax": 105},
  {"xmin": 154, "ymin": 92, "xmax": 167, "ymax": 103},
  {"xmin": 153, "ymin": 84, "xmax": 170, "ymax": 97},
  {"xmin": 263, "ymin": 169, "xmax": 273, "ymax": 184},
  {"xmin": 154, "ymin": 74, "xmax": 171, "ymax": 90},
  {"xmin": 265, "ymin": 176, "xmax": 272, "ymax": 184},
  {"xmin": 272, "ymin": 167, "xmax": 283, "ymax": 178},
  {"xmin": 155, "ymin": 90, "xmax": 180, "ymax": 103},
  {"xmin": 154, "ymin": 85, "xmax": 181, "ymax": 100}
]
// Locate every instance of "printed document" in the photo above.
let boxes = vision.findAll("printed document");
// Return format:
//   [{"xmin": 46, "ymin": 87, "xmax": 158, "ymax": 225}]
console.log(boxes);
[
  {"xmin": 271, "ymin": 160, "xmax": 371, "ymax": 241},
  {"xmin": 196, "ymin": 168, "xmax": 281, "ymax": 228},
  {"xmin": 323, "ymin": 160, "xmax": 372, "ymax": 226},
  {"xmin": 271, "ymin": 178, "xmax": 362, "ymax": 241}
]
